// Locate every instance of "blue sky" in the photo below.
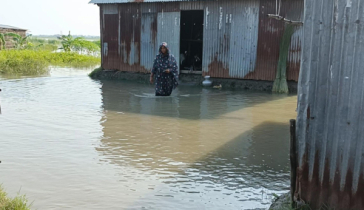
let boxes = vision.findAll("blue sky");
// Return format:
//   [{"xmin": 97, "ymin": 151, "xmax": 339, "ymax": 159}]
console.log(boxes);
[{"xmin": 0, "ymin": 0, "xmax": 100, "ymax": 36}]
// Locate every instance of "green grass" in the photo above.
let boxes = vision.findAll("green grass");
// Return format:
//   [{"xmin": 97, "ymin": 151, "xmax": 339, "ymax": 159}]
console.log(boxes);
[
  {"xmin": 0, "ymin": 50, "xmax": 100, "ymax": 75},
  {"xmin": 0, "ymin": 186, "xmax": 32, "ymax": 210}
]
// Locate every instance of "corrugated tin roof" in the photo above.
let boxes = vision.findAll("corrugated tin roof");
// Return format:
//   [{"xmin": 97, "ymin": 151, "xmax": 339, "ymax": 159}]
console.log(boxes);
[
  {"xmin": 0, "ymin": 24, "xmax": 27, "ymax": 31},
  {"xmin": 90, "ymin": 0, "xmax": 207, "ymax": 4}
]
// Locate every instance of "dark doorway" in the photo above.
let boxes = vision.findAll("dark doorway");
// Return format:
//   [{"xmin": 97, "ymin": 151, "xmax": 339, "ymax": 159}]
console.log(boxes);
[{"xmin": 180, "ymin": 10, "xmax": 204, "ymax": 73}]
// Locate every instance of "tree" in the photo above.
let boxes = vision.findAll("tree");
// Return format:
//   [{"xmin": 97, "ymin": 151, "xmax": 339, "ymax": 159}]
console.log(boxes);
[
  {"xmin": 0, "ymin": 33, "xmax": 6, "ymax": 50},
  {"xmin": 58, "ymin": 31, "xmax": 75, "ymax": 52},
  {"xmin": 6, "ymin": 33, "xmax": 32, "ymax": 50},
  {"xmin": 72, "ymin": 38, "xmax": 99, "ymax": 55},
  {"xmin": 58, "ymin": 32, "xmax": 100, "ymax": 55}
]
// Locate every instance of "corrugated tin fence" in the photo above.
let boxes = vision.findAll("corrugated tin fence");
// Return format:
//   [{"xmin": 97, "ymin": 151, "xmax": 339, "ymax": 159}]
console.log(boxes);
[
  {"xmin": 99, "ymin": 0, "xmax": 304, "ymax": 81},
  {"xmin": 295, "ymin": 0, "xmax": 364, "ymax": 209}
]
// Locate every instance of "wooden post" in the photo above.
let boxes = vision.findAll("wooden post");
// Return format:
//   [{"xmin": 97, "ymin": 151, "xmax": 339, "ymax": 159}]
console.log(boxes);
[{"xmin": 290, "ymin": 119, "xmax": 297, "ymax": 208}]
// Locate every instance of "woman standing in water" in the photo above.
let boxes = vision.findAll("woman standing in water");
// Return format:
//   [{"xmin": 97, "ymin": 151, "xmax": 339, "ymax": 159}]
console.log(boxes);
[{"xmin": 150, "ymin": 42, "xmax": 179, "ymax": 96}]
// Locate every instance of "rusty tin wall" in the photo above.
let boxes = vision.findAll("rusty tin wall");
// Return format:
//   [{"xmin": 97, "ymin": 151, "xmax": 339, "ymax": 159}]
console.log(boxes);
[
  {"xmin": 201, "ymin": 0, "xmax": 260, "ymax": 79},
  {"xmin": 296, "ymin": 0, "xmax": 364, "ymax": 209},
  {"xmin": 250, "ymin": 0, "xmax": 303, "ymax": 81},
  {"xmin": 101, "ymin": 3, "xmax": 180, "ymax": 72},
  {"xmin": 100, "ymin": 0, "xmax": 303, "ymax": 81}
]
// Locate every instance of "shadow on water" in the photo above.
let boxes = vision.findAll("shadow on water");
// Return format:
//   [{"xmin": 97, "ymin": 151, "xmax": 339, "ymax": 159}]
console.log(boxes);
[
  {"xmin": 100, "ymin": 79, "xmax": 295, "ymax": 120},
  {"xmin": 187, "ymin": 121, "xmax": 291, "ymax": 189},
  {"xmin": 97, "ymin": 120, "xmax": 291, "ymax": 189}
]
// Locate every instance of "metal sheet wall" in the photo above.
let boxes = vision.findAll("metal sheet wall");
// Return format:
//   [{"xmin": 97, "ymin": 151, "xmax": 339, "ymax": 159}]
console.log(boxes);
[
  {"xmin": 100, "ymin": 0, "xmax": 303, "ymax": 81},
  {"xmin": 102, "ymin": 11, "xmax": 119, "ymax": 70},
  {"xmin": 201, "ymin": 0, "xmax": 260, "ymax": 79},
  {"xmin": 140, "ymin": 13, "xmax": 157, "ymax": 70},
  {"xmin": 296, "ymin": 0, "xmax": 364, "ymax": 209},
  {"xmin": 285, "ymin": 0, "xmax": 304, "ymax": 81},
  {"xmin": 228, "ymin": 0, "xmax": 259, "ymax": 78},
  {"xmin": 157, "ymin": 11, "xmax": 181, "ymax": 72},
  {"xmin": 118, "ymin": 4, "xmax": 143, "ymax": 72},
  {"xmin": 101, "ymin": 3, "xmax": 181, "ymax": 73}
]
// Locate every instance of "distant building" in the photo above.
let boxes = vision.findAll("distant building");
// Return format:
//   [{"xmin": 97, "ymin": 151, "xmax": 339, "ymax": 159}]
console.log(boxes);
[{"xmin": 0, "ymin": 24, "xmax": 27, "ymax": 49}]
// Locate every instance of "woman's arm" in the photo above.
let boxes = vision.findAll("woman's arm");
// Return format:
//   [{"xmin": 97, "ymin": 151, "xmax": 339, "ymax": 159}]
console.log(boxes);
[
  {"xmin": 150, "ymin": 73, "xmax": 154, "ymax": 84},
  {"xmin": 165, "ymin": 56, "xmax": 178, "ymax": 74},
  {"xmin": 170, "ymin": 55, "xmax": 178, "ymax": 74}
]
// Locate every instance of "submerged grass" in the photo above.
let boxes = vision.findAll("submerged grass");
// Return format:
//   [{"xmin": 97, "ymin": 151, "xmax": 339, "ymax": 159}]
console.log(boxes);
[
  {"xmin": 0, "ymin": 50, "xmax": 100, "ymax": 75},
  {"xmin": 0, "ymin": 186, "xmax": 32, "ymax": 210},
  {"xmin": 88, "ymin": 66, "xmax": 102, "ymax": 78},
  {"xmin": 88, "ymin": 66, "xmax": 103, "ymax": 78},
  {"xmin": 270, "ymin": 193, "xmax": 335, "ymax": 210}
]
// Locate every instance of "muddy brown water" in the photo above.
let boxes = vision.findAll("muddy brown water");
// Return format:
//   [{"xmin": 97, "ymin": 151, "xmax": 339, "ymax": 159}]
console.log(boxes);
[{"xmin": 0, "ymin": 68, "xmax": 297, "ymax": 210}]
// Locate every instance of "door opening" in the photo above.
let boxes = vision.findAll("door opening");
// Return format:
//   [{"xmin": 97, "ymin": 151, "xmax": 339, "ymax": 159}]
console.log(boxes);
[{"xmin": 180, "ymin": 10, "xmax": 204, "ymax": 73}]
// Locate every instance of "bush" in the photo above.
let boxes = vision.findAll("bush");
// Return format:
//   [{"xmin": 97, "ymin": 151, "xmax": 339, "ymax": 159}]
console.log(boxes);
[
  {"xmin": 44, "ymin": 51, "xmax": 100, "ymax": 68},
  {"xmin": 0, "ymin": 50, "xmax": 101, "ymax": 75},
  {"xmin": 0, "ymin": 186, "xmax": 32, "ymax": 210},
  {"xmin": 0, "ymin": 50, "xmax": 49, "ymax": 75}
]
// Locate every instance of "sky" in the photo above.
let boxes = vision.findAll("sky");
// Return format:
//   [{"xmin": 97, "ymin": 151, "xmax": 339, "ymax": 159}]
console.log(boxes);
[{"xmin": 0, "ymin": 0, "xmax": 100, "ymax": 36}]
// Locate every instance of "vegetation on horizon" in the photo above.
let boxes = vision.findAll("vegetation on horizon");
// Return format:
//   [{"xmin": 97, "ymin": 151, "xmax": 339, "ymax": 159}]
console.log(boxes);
[{"xmin": 0, "ymin": 31, "xmax": 101, "ymax": 75}]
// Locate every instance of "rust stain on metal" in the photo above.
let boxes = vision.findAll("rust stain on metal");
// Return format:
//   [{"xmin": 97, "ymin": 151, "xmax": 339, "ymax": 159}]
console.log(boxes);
[
  {"xmin": 204, "ymin": 55, "xmax": 230, "ymax": 78},
  {"xmin": 103, "ymin": 14, "xmax": 119, "ymax": 70},
  {"xmin": 150, "ymin": 15, "xmax": 157, "ymax": 45},
  {"xmin": 118, "ymin": 4, "xmax": 142, "ymax": 72},
  {"xmin": 252, "ymin": 0, "xmax": 284, "ymax": 81},
  {"xmin": 118, "ymin": 63, "xmax": 150, "ymax": 73},
  {"xmin": 296, "ymin": 154, "xmax": 364, "ymax": 209}
]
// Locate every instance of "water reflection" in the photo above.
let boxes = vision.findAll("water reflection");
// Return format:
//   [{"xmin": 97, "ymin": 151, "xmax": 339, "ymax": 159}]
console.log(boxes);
[
  {"xmin": 0, "ymin": 69, "xmax": 296, "ymax": 209},
  {"xmin": 97, "ymin": 80, "xmax": 297, "ymax": 209}
]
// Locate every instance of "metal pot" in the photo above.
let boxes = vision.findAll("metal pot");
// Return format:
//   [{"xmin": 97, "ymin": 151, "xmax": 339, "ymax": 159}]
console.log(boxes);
[{"xmin": 202, "ymin": 76, "xmax": 212, "ymax": 87}]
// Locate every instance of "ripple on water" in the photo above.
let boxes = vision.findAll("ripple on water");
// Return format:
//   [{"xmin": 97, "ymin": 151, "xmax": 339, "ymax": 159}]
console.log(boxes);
[{"xmin": 0, "ymin": 68, "xmax": 296, "ymax": 210}]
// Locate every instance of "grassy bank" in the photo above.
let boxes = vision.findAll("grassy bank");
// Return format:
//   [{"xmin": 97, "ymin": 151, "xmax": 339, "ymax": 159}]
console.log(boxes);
[
  {"xmin": 0, "ymin": 50, "xmax": 100, "ymax": 75},
  {"xmin": 0, "ymin": 186, "xmax": 32, "ymax": 210}
]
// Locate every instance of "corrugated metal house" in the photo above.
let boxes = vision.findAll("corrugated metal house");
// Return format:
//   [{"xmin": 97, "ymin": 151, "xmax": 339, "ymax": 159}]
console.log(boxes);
[
  {"xmin": 90, "ymin": 0, "xmax": 303, "ymax": 82},
  {"xmin": 0, "ymin": 24, "xmax": 27, "ymax": 49}
]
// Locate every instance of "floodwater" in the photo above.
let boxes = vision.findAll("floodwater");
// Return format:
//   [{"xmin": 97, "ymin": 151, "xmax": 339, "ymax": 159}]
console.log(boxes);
[{"xmin": 0, "ymin": 68, "xmax": 297, "ymax": 210}]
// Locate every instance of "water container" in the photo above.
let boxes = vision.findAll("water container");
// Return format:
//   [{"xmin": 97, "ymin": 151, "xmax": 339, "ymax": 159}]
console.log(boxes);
[{"xmin": 202, "ymin": 76, "xmax": 212, "ymax": 87}]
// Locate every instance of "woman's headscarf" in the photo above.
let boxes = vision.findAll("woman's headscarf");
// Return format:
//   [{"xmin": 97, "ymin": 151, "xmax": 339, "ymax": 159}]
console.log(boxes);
[{"xmin": 159, "ymin": 42, "xmax": 170, "ymax": 55}]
